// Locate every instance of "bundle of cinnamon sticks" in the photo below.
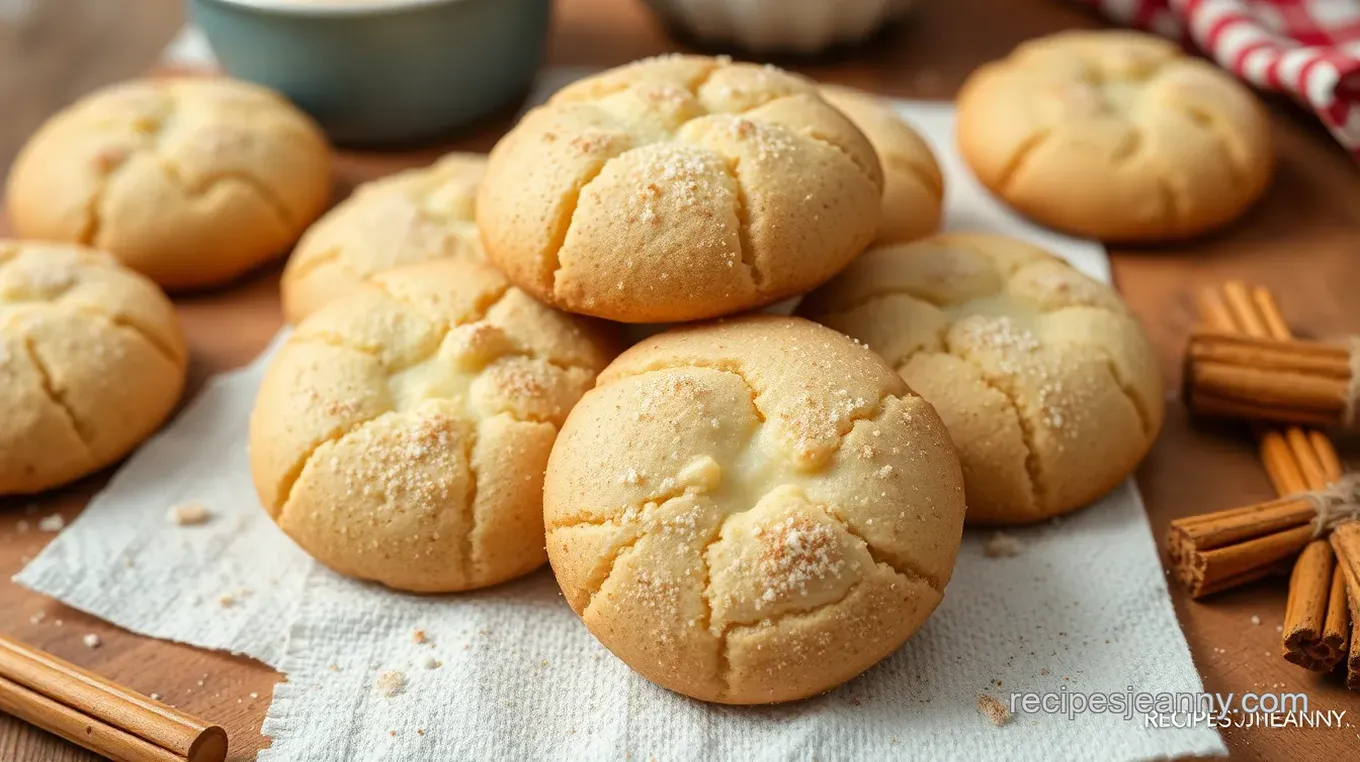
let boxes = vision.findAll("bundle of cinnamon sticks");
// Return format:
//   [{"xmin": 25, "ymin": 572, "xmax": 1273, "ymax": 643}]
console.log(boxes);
[{"xmin": 1165, "ymin": 281, "xmax": 1359, "ymax": 688}]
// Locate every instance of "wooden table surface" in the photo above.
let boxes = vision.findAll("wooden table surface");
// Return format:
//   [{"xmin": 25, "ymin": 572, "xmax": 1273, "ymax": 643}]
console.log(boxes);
[{"xmin": 2, "ymin": 0, "xmax": 1359, "ymax": 759}]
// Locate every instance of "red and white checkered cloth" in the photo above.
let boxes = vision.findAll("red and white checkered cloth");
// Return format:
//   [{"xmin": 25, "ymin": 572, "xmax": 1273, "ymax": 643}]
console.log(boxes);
[{"xmin": 1080, "ymin": 0, "xmax": 1360, "ymax": 159}]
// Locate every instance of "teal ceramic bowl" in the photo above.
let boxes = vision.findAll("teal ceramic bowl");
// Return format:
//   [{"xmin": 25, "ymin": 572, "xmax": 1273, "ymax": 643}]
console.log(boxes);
[{"xmin": 189, "ymin": 0, "xmax": 551, "ymax": 144}]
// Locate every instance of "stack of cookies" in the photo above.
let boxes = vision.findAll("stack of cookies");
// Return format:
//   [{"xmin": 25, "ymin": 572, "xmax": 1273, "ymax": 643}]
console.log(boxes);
[
  {"xmin": 247, "ymin": 55, "xmax": 971, "ymax": 705},
  {"xmin": 249, "ymin": 42, "xmax": 1194, "ymax": 706},
  {"xmin": 4, "ymin": 29, "xmax": 1274, "ymax": 706}
]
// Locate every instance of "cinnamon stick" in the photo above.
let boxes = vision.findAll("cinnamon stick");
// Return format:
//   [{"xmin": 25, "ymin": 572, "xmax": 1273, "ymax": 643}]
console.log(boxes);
[
  {"xmin": 0, "ymin": 635, "xmax": 226, "ymax": 762},
  {"xmin": 1185, "ymin": 331, "xmax": 1354, "ymax": 428},
  {"xmin": 1349, "ymin": 619, "xmax": 1360, "ymax": 690},
  {"xmin": 1323, "ymin": 565, "xmax": 1352, "ymax": 670},
  {"xmin": 1331, "ymin": 523, "xmax": 1360, "ymax": 689},
  {"xmin": 1281, "ymin": 541, "xmax": 1347, "ymax": 670}
]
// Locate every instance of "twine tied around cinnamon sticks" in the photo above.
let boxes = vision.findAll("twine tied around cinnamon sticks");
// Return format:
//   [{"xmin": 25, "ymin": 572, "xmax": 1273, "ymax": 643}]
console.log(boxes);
[
  {"xmin": 1165, "ymin": 281, "xmax": 1359, "ymax": 689},
  {"xmin": 1302, "ymin": 472, "xmax": 1360, "ymax": 538}
]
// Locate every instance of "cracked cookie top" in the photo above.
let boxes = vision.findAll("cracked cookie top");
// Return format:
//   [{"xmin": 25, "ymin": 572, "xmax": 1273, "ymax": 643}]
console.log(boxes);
[
  {"xmin": 956, "ymin": 31, "xmax": 1272, "ymax": 242},
  {"xmin": 5, "ymin": 77, "xmax": 333, "ymax": 290},
  {"xmin": 820, "ymin": 85, "xmax": 944, "ymax": 244},
  {"xmin": 282, "ymin": 152, "xmax": 485, "ymax": 324},
  {"xmin": 248, "ymin": 257, "xmax": 615, "ymax": 593},
  {"xmin": 477, "ymin": 55, "xmax": 884, "ymax": 324},
  {"xmin": 543, "ymin": 316, "xmax": 964, "ymax": 703},
  {"xmin": 799, "ymin": 233, "xmax": 1164, "ymax": 524},
  {"xmin": 0, "ymin": 241, "xmax": 187, "ymax": 495}
]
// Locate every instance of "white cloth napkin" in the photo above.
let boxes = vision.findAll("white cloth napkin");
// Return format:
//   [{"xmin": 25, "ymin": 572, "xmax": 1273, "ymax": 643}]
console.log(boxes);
[{"xmin": 15, "ymin": 40, "xmax": 1225, "ymax": 761}]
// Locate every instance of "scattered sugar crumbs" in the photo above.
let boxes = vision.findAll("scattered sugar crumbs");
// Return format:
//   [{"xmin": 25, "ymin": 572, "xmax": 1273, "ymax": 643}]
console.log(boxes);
[
  {"xmin": 167, "ymin": 501, "xmax": 212, "ymax": 526},
  {"xmin": 375, "ymin": 670, "xmax": 406, "ymax": 698},
  {"xmin": 977, "ymin": 693, "xmax": 1012, "ymax": 727},
  {"xmin": 82, "ymin": 634, "xmax": 101, "ymax": 648},
  {"xmin": 983, "ymin": 531, "xmax": 1025, "ymax": 558}
]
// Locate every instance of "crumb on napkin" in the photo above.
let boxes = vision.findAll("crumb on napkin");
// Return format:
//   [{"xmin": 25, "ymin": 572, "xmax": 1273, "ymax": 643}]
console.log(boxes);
[
  {"xmin": 167, "ymin": 501, "xmax": 212, "ymax": 526},
  {"xmin": 984, "ymin": 531, "xmax": 1024, "ymax": 558},
  {"xmin": 375, "ymin": 670, "xmax": 405, "ymax": 698},
  {"xmin": 978, "ymin": 693, "xmax": 1011, "ymax": 727},
  {"xmin": 37, "ymin": 514, "xmax": 65, "ymax": 532}
]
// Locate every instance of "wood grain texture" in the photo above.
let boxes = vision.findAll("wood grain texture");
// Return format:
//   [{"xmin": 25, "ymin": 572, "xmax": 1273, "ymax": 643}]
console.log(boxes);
[{"xmin": 1, "ymin": 0, "xmax": 1358, "ymax": 760}]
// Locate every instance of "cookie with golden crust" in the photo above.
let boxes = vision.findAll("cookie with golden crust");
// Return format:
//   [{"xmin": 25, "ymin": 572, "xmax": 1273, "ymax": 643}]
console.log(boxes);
[
  {"xmin": 799, "ymin": 233, "xmax": 1164, "ymax": 524},
  {"xmin": 282, "ymin": 152, "xmax": 485, "ymax": 323},
  {"xmin": 544, "ymin": 316, "xmax": 964, "ymax": 703},
  {"xmin": 478, "ymin": 55, "xmax": 884, "ymax": 323},
  {"xmin": 0, "ymin": 241, "xmax": 187, "ymax": 495},
  {"xmin": 820, "ymin": 85, "xmax": 944, "ymax": 244},
  {"xmin": 6, "ymin": 77, "xmax": 332, "ymax": 290},
  {"xmin": 249, "ymin": 258, "xmax": 615, "ymax": 593},
  {"xmin": 956, "ymin": 31, "xmax": 1271, "ymax": 241}
]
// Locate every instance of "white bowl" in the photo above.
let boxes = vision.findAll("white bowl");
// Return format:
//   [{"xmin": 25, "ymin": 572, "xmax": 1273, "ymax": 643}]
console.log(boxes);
[{"xmin": 642, "ymin": 0, "xmax": 916, "ymax": 54}]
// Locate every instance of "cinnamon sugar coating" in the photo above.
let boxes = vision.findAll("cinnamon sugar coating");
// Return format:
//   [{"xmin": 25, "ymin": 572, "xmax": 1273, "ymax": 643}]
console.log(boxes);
[
  {"xmin": 249, "ymin": 258, "xmax": 615, "ymax": 592},
  {"xmin": 282, "ymin": 153, "xmax": 485, "ymax": 323},
  {"xmin": 477, "ymin": 55, "xmax": 884, "ymax": 323},
  {"xmin": 544, "ymin": 316, "xmax": 964, "ymax": 703},
  {"xmin": 799, "ymin": 233, "xmax": 1164, "ymax": 523}
]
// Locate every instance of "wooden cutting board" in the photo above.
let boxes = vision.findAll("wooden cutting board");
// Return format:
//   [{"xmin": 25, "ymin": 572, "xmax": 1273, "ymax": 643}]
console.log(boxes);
[{"xmin": 3, "ymin": 0, "xmax": 1359, "ymax": 760}]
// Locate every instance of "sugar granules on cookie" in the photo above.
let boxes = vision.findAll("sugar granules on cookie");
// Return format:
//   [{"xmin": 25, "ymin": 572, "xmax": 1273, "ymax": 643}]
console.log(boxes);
[
  {"xmin": 984, "ymin": 531, "xmax": 1025, "ymax": 558},
  {"xmin": 167, "ymin": 501, "xmax": 212, "ymax": 526},
  {"xmin": 977, "ymin": 693, "xmax": 1012, "ymax": 726},
  {"xmin": 375, "ymin": 670, "xmax": 406, "ymax": 698},
  {"xmin": 82, "ymin": 634, "xmax": 101, "ymax": 648}
]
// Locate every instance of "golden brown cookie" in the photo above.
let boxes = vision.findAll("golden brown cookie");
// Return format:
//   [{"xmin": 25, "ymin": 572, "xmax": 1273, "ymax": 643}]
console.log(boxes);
[
  {"xmin": 956, "ymin": 31, "xmax": 1271, "ymax": 241},
  {"xmin": 282, "ymin": 153, "xmax": 485, "ymax": 324},
  {"xmin": 799, "ymin": 233, "xmax": 1164, "ymax": 524},
  {"xmin": 6, "ymin": 77, "xmax": 332, "ymax": 290},
  {"xmin": 478, "ymin": 55, "xmax": 884, "ymax": 323},
  {"xmin": 0, "ymin": 241, "xmax": 187, "ymax": 495},
  {"xmin": 820, "ymin": 85, "xmax": 944, "ymax": 244},
  {"xmin": 249, "ymin": 258, "xmax": 615, "ymax": 593},
  {"xmin": 544, "ymin": 316, "xmax": 964, "ymax": 703}
]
